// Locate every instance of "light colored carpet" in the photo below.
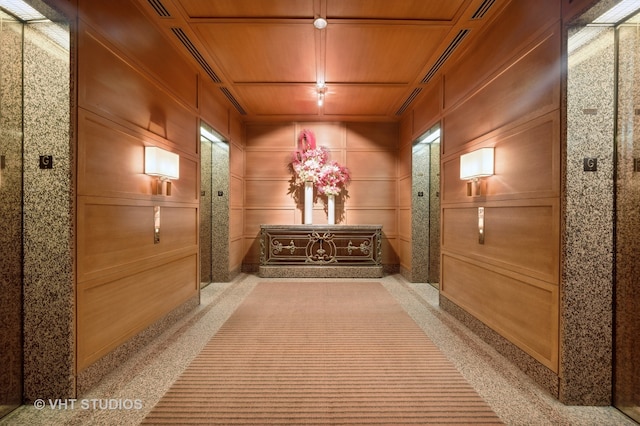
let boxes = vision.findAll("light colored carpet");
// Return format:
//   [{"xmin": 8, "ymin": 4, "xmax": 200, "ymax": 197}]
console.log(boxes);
[{"xmin": 143, "ymin": 282, "xmax": 502, "ymax": 425}]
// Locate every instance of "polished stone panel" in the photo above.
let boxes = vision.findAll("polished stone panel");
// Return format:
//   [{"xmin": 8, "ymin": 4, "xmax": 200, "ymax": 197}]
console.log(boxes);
[
  {"xmin": 411, "ymin": 139, "xmax": 430, "ymax": 282},
  {"xmin": 408, "ymin": 129, "xmax": 440, "ymax": 284},
  {"xmin": 200, "ymin": 134, "xmax": 231, "ymax": 284},
  {"xmin": 211, "ymin": 140, "xmax": 230, "ymax": 282},
  {"xmin": 614, "ymin": 24, "xmax": 640, "ymax": 422},
  {"xmin": 200, "ymin": 140, "xmax": 213, "ymax": 283},
  {"xmin": 21, "ymin": 22, "xmax": 74, "ymax": 401},
  {"xmin": 562, "ymin": 25, "xmax": 615, "ymax": 404},
  {"xmin": 0, "ymin": 12, "xmax": 24, "ymax": 417}
]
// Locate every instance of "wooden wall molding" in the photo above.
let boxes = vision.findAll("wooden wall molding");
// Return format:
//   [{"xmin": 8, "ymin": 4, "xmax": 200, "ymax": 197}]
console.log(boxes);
[
  {"xmin": 411, "ymin": 0, "xmax": 564, "ymax": 386},
  {"xmin": 74, "ymin": 0, "xmax": 205, "ymax": 375},
  {"xmin": 441, "ymin": 252, "xmax": 559, "ymax": 371}
]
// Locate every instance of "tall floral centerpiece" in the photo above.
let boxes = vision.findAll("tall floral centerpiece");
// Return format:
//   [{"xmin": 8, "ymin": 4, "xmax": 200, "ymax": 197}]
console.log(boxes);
[
  {"xmin": 290, "ymin": 129, "xmax": 350, "ymax": 224},
  {"xmin": 291, "ymin": 130, "xmax": 325, "ymax": 224},
  {"xmin": 317, "ymin": 161, "xmax": 351, "ymax": 224}
]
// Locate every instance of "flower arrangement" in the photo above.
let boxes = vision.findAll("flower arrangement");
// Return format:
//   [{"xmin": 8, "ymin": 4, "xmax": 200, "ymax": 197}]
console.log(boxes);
[
  {"xmin": 317, "ymin": 161, "xmax": 351, "ymax": 196},
  {"xmin": 290, "ymin": 129, "xmax": 350, "ymax": 195},
  {"xmin": 290, "ymin": 146, "xmax": 329, "ymax": 185},
  {"xmin": 297, "ymin": 128, "xmax": 316, "ymax": 151}
]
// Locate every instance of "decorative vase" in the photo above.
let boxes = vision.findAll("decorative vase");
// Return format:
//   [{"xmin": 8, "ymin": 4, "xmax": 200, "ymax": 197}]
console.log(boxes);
[
  {"xmin": 304, "ymin": 181, "xmax": 313, "ymax": 224},
  {"xmin": 327, "ymin": 194, "xmax": 335, "ymax": 225}
]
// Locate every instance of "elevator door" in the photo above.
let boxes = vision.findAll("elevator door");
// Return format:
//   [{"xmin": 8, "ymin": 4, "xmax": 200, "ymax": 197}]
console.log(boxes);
[
  {"xmin": 614, "ymin": 15, "xmax": 640, "ymax": 423},
  {"xmin": 411, "ymin": 123, "xmax": 440, "ymax": 284},
  {"xmin": 199, "ymin": 122, "xmax": 230, "ymax": 285},
  {"xmin": 0, "ymin": 10, "xmax": 24, "ymax": 418}
]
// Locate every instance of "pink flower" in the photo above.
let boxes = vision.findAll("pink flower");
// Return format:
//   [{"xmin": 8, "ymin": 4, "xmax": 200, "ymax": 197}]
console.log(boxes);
[
  {"xmin": 291, "ymin": 146, "xmax": 329, "ymax": 185},
  {"xmin": 317, "ymin": 161, "xmax": 351, "ymax": 196},
  {"xmin": 290, "ymin": 129, "xmax": 350, "ymax": 195},
  {"xmin": 297, "ymin": 129, "xmax": 316, "ymax": 151}
]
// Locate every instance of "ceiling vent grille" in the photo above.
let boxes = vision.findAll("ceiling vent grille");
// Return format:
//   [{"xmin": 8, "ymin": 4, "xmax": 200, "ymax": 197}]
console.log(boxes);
[
  {"xmin": 472, "ymin": 0, "xmax": 496, "ymax": 19},
  {"xmin": 147, "ymin": 0, "xmax": 170, "ymax": 17},
  {"xmin": 171, "ymin": 27, "xmax": 221, "ymax": 83},
  {"xmin": 420, "ymin": 29, "xmax": 470, "ymax": 84},
  {"xmin": 220, "ymin": 87, "xmax": 247, "ymax": 115},
  {"xmin": 395, "ymin": 88, "xmax": 422, "ymax": 116}
]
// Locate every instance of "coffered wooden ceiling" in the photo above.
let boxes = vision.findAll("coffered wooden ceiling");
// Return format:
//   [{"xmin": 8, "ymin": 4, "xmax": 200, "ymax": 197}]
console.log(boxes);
[{"xmin": 136, "ymin": 0, "xmax": 506, "ymax": 122}]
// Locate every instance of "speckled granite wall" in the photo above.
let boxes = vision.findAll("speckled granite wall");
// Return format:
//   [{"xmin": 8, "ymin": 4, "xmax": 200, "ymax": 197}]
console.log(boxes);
[
  {"xmin": 211, "ymin": 140, "xmax": 230, "ymax": 282},
  {"xmin": 21, "ymin": 22, "xmax": 74, "ymax": 401},
  {"xmin": 563, "ymin": 26, "xmax": 615, "ymax": 405},
  {"xmin": 410, "ymin": 131, "xmax": 440, "ymax": 284},
  {"xmin": 411, "ymin": 142, "xmax": 429, "ymax": 282},
  {"xmin": 614, "ymin": 24, "xmax": 640, "ymax": 417},
  {"xmin": 201, "ymin": 137, "xmax": 231, "ymax": 284},
  {"xmin": 200, "ymin": 140, "xmax": 213, "ymax": 284},
  {"xmin": 0, "ymin": 13, "xmax": 24, "ymax": 415}
]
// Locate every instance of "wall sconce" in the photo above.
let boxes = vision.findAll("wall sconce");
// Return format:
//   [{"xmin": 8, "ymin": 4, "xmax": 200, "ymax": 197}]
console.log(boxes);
[
  {"xmin": 460, "ymin": 147, "xmax": 494, "ymax": 196},
  {"xmin": 145, "ymin": 146, "xmax": 179, "ymax": 196}
]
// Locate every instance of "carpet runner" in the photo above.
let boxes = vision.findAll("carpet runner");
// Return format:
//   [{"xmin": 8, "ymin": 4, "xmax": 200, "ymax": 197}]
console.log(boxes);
[{"xmin": 143, "ymin": 282, "xmax": 502, "ymax": 425}]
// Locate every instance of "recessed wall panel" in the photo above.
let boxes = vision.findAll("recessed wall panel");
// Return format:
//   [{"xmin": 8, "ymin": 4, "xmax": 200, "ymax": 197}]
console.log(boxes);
[
  {"xmin": 443, "ymin": 28, "xmax": 561, "ymax": 156},
  {"xmin": 346, "ymin": 122, "xmax": 397, "ymax": 149},
  {"xmin": 79, "ymin": 29, "xmax": 197, "ymax": 151},
  {"xmin": 347, "ymin": 180, "xmax": 396, "ymax": 207},
  {"xmin": 347, "ymin": 150, "xmax": 396, "ymax": 179},
  {"xmin": 78, "ymin": 0, "xmax": 198, "ymax": 108},
  {"xmin": 442, "ymin": 202, "xmax": 558, "ymax": 283},
  {"xmin": 78, "ymin": 200, "xmax": 197, "ymax": 280},
  {"xmin": 346, "ymin": 209, "xmax": 397, "ymax": 234},
  {"xmin": 77, "ymin": 254, "xmax": 198, "ymax": 371},
  {"xmin": 441, "ymin": 254, "xmax": 558, "ymax": 371},
  {"xmin": 244, "ymin": 150, "xmax": 292, "ymax": 179},
  {"xmin": 245, "ymin": 179, "xmax": 296, "ymax": 207},
  {"xmin": 245, "ymin": 123, "xmax": 295, "ymax": 150}
]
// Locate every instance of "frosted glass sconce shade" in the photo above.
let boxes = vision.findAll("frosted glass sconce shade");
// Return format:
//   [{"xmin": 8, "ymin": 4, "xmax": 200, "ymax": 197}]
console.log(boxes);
[
  {"xmin": 460, "ymin": 147, "xmax": 494, "ymax": 180},
  {"xmin": 460, "ymin": 147, "xmax": 494, "ymax": 197},
  {"xmin": 144, "ymin": 146, "xmax": 179, "ymax": 180}
]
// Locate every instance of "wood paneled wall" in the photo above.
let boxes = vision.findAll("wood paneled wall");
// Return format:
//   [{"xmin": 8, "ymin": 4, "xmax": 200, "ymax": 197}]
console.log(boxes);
[
  {"xmin": 402, "ymin": 0, "xmax": 562, "ymax": 377},
  {"xmin": 229, "ymin": 109, "xmax": 245, "ymax": 275},
  {"xmin": 75, "ymin": 0, "xmax": 239, "ymax": 373},
  {"xmin": 242, "ymin": 122, "xmax": 399, "ymax": 269}
]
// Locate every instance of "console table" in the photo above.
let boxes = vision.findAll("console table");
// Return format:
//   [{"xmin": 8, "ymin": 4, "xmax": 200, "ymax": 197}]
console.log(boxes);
[{"xmin": 259, "ymin": 224, "xmax": 383, "ymax": 278}]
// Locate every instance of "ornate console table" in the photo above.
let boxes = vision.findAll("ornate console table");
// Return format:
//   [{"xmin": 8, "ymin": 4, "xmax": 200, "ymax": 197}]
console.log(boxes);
[{"xmin": 259, "ymin": 224, "xmax": 383, "ymax": 278}]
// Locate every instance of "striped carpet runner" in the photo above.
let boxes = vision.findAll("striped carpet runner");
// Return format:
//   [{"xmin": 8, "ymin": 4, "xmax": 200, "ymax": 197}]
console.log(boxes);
[{"xmin": 143, "ymin": 282, "xmax": 502, "ymax": 425}]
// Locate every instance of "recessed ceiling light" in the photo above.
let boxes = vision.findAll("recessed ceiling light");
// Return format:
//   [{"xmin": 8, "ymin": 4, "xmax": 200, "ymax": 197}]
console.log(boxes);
[
  {"xmin": 0, "ymin": 0, "xmax": 46, "ymax": 21},
  {"xmin": 0, "ymin": 0, "xmax": 69, "ymax": 51},
  {"xmin": 313, "ymin": 17, "xmax": 327, "ymax": 30},
  {"xmin": 593, "ymin": 0, "xmax": 640, "ymax": 24},
  {"xmin": 418, "ymin": 128, "xmax": 441, "ymax": 144},
  {"xmin": 568, "ymin": 0, "xmax": 640, "ymax": 54},
  {"xmin": 200, "ymin": 125, "xmax": 224, "ymax": 143}
]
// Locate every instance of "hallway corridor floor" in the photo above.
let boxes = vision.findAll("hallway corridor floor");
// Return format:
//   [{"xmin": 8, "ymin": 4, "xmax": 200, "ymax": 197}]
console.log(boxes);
[{"xmin": 1, "ymin": 274, "xmax": 635, "ymax": 425}]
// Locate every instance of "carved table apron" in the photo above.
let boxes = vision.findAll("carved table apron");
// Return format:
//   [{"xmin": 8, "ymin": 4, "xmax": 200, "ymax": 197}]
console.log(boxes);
[{"xmin": 259, "ymin": 224, "xmax": 383, "ymax": 278}]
